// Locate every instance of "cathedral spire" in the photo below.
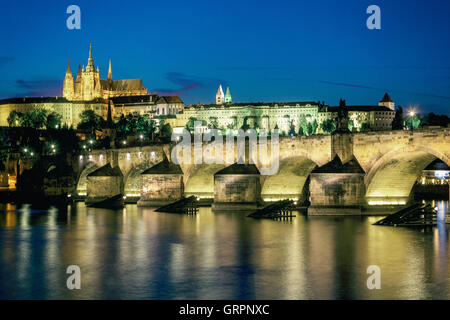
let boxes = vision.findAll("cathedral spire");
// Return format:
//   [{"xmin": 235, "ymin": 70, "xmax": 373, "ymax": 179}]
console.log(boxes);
[
  {"xmin": 66, "ymin": 60, "xmax": 72, "ymax": 74},
  {"xmin": 107, "ymin": 99, "xmax": 113, "ymax": 127},
  {"xmin": 108, "ymin": 59, "xmax": 112, "ymax": 81},
  {"xmin": 75, "ymin": 63, "xmax": 82, "ymax": 82},
  {"xmin": 87, "ymin": 43, "xmax": 94, "ymax": 72}
]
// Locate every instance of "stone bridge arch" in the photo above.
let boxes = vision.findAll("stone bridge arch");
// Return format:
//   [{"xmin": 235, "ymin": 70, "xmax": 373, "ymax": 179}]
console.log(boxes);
[
  {"xmin": 260, "ymin": 155, "xmax": 318, "ymax": 203},
  {"xmin": 364, "ymin": 145, "xmax": 450, "ymax": 205},
  {"xmin": 76, "ymin": 162, "xmax": 101, "ymax": 196}
]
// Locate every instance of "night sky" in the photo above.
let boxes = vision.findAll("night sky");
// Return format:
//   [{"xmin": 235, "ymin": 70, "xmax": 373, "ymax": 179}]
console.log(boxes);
[{"xmin": 0, "ymin": 0, "xmax": 449, "ymax": 114}]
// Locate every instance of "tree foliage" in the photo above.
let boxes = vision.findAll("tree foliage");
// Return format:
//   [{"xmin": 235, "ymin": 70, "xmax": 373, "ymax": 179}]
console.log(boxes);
[
  {"xmin": 320, "ymin": 119, "xmax": 335, "ymax": 133},
  {"xmin": 46, "ymin": 112, "xmax": 62, "ymax": 129},
  {"xmin": 392, "ymin": 105, "xmax": 404, "ymax": 130},
  {"xmin": 77, "ymin": 110, "xmax": 104, "ymax": 133}
]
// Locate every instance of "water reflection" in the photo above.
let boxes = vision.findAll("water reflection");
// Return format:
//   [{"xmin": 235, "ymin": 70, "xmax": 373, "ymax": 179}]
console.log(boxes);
[{"xmin": 0, "ymin": 201, "xmax": 448, "ymax": 299}]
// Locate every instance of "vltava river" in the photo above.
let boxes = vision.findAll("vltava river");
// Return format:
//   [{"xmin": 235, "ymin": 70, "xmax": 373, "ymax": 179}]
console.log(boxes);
[{"xmin": 0, "ymin": 201, "xmax": 448, "ymax": 299}]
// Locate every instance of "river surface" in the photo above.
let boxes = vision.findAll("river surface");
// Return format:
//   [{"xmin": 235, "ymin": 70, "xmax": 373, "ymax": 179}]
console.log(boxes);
[{"xmin": 0, "ymin": 201, "xmax": 449, "ymax": 299}]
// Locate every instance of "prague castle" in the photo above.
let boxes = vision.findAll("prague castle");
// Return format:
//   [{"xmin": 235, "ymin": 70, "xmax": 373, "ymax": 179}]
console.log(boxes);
[
  {"xmin": 0, "ymin": 45, "xmax": 183, "ymax": 127},
  {"xmin": 0, "ymin": 45, "xmax": 395, "ymax": 133},
  {"xmin": 63, "ymin": 44, "xmax": 148, "ymax": 101},
  {"xmin": 180, "ymin": 85, "xmax": 395, "ymax": 134}
]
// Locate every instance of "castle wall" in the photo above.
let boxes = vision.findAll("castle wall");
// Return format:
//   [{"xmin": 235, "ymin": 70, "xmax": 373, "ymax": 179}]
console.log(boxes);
[{"xmin": 0, "ymin": 101, "xmax": 105, "ymax": 128}]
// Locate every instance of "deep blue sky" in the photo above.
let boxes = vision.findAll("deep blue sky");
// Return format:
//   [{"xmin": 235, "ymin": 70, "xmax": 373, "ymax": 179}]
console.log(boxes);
[{"xmin": 0, "ymin": 0, "xmax": 449, "ymax": 114}]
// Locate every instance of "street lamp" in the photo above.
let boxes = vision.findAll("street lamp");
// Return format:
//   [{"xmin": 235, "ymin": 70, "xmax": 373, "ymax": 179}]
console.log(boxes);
[{"xmin": 409, "ymin": 111, "xmax": 415, "ymax": 131}]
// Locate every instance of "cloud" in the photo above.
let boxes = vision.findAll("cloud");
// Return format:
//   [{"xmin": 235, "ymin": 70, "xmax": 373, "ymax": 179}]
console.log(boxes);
[
  {"xmin": 16, "ymin": 79, "xmax": 62, "ymax": 97},
  {"xmin": 405, "ymin": 91, "xmax": 450, "ymax": 100},
  {"xmin": 152, "ymin": 72, "xmax": 225, "ymax": 97},
  {"xmin": 318, "ymin": 80, "xmax": 376, "ymax": 90},
  {"xmin": 217, "ymin": 66, "xmax": 280, "ymax": 71},
  {"xmin": 319, "ymin": 79, "xmax": 450, "ymax": 102}
]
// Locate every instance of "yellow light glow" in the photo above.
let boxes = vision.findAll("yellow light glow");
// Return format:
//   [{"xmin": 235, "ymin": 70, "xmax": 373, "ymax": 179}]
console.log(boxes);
[{"xmin": 368, "ymin": 200, "xmax": 407, "ymax": 206}]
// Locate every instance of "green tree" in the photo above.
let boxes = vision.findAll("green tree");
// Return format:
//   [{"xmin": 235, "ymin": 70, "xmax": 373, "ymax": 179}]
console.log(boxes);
[
  {"xmin": 46, "ymin": 112, "xmax": 62, "ymax": 129},
  {"xmin": 240, "ymin": 122, "xmax": 250, "ymax": 131},
  {"xmin": 320, "ymin": 119, "xmax": 335, "ymax": 134},
  {"xmin": 158, "ymin": 118, "xmax": 172, "ymax": 138},
  {"xmin": 288, "ymin": 120, "xmax": 296, "ymax": 136},
  {"xmin": 7, "ymin": 110, "xmax": 23, "ymax": 127},
  {"xmin": 311, "ymin": 119, "xmax": 318, "ymax": 135},
  {"xmin": 78, "ymin": 110, "xmax": 102, "ymax": 133},
  {"xmin": 148, "ymin": 119, "xmax": 157, "ymax": 140},
  {"xmin": 407, "ymin": 115, "xmax": 421, "ymax": 130},
  {"xmin": 185, "ymin": 117, "xmax": 198, "ymax": 131},
  {"xmin": 360, "ymin": 122, "xmax": 371, "ymax": 132},
  {"xmin": 29, "ymin": 108, "xmax": 48, "ymax": 129},
  {"xmin": 116, "ymin": 114, "xmax": 130, "ymax": 136},
  {"xmin": 306, "ymin": 119, "xmax": 318, "ymax": 136},
  {"xmin": 421, "ymin": 112, "xmax": 450, "ymax": 127},
  {"xmin": 208, "ymin": 118, "xmax": 219, "ymax": 129},
  {"xmin": 126, "ymin": 113, "xmax": 136, "ymax": 132},
  {"xmin": 348, "ymin": 119, "xmax": 354, "ymax": 132},
  {"xmin": 392, "ymin": 106, "xmax": 404, "ymax": 130},
  {"xmin": 135, "ymin": 114, "xmax": 150, "ymax": 135}
]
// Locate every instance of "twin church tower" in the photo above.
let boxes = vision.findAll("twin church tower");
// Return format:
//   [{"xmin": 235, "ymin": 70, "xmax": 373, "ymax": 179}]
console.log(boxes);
[
  {"xmin": 216, "ymin": 84, "xmax": 232, "ymax": 105},
  {"xmin": 63, "ymin": 44, "xmax": 148, "ymax": 101}
]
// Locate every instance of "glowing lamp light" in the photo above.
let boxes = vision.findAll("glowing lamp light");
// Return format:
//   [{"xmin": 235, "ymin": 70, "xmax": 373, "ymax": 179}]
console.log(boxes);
[{"xmin": 435, "ymin": 171, "xmax": 449, "ymax": 179}]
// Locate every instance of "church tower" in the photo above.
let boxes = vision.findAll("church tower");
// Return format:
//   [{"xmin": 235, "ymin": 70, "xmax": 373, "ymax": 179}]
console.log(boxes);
[
  {"xmin": 224, "ymin": 86, "xmax": 232, "ymax": 104},
  {"xmin": 81, "ymin": 43, "xmax": 101, "ymax": 101},
  {"xmin": 378, "ymin": 92, "xmax": 395, "ymax": 110},
  {"xmin": 216, "ymin": 84, "xmax": 224, "ymax": 105},
  {"xmin": 62, "ymin": 60, "xmax": 74, "ymax": 99},
  {"xmin": 108, "ymin": 59, "xmax": 113, "ymax": 81}
]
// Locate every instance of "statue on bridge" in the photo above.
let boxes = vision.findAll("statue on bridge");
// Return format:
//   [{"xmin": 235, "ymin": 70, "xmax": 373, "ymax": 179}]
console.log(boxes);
[{"xmin": 335, "ymin": 99, "xmax": 350, "ymax": 133}]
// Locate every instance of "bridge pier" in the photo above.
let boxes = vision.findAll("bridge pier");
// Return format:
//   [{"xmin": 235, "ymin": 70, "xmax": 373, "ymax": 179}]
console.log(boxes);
[
  {"xmin": 212, "ymin": 163, "xmax": 261, "ymax": 211},
  {"xmin": 308, "ymin": 155, "xmax": 366, "ymax": 215},
  {"xmin": 85, "ymin": 163, "xmax": 124, "ymax": 207},
  {"xmin": 137, "ymin": 158, "xmax": 184, "ymax": 207}
]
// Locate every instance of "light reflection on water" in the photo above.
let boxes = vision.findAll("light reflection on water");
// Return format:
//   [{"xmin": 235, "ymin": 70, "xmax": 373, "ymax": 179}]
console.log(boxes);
[{"xmin": 0, "ymin": 201, "xmax": 448, "ymax": 299}]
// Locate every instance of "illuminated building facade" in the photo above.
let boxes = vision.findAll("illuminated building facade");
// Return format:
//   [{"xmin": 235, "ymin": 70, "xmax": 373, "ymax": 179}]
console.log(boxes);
[
  {"xmin": 0, "ymin": 45, "xmax": 183, "ymax": 127},
  {"xmin": 417, "ymin": 159, "xmax": 450, "ymax": 185},
  {"xmin": 179, "ymin": 88, "xmax": 396, "ymax": 134}
]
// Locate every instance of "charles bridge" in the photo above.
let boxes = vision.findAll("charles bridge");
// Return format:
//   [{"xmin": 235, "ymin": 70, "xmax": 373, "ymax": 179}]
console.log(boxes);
[{"xmin": 71, "ymin": 128, "xmax": 449, "ymax": 214}]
